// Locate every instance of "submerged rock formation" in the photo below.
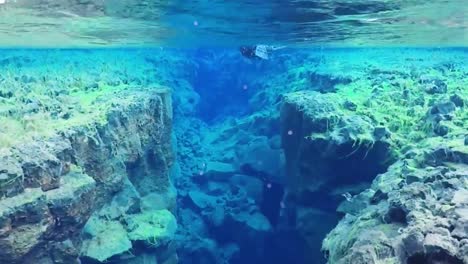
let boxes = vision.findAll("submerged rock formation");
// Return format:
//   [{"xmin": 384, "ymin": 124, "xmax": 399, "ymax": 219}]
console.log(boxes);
[
  {"xmin": 280, "ymin": 65, "xmax": 467, "ymax": 263},
  {"xmin": 0, "ymin": 88, "xmax": 177, "ymax": 264},
  {"xmin": 171, "ymin": 48, "xmax": 467, "ymax": 264},
  {"xmin": 280, "ymin": 90, "xmax": 396, "ymax": 262},
  {"xmin": 322, "ymin": 140, "xmax": 467, "ymax": 264}
]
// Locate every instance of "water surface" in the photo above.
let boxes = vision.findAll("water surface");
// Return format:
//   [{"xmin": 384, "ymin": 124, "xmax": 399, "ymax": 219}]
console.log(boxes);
[{"xmin": 0, "ymin": 0, "xmax": 466, "ymax": 47}]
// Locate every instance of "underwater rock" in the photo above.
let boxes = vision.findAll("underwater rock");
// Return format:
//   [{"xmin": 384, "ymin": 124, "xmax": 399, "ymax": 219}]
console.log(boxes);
[
  {"xmin": 0, "ymin": 150, "xmax": 24, "ymax": 197},
  {"xmin": 229, "ymin": 174, "xmax": 264, "ymax": 204},
  {"xmin": 140, "ymin": 185, "xmax": 177, "ymax": 212},
  {"xmin": 373, "ymin": 126, "xmax": 391, "ymax": 141},
  {"xmin": 336, "ymin": 190, "xmax": 373, "ymax": 215},
  {"xmin": 14, "ymin": 138, "xmax": 73, "ymax": 192},
  {"xmin": 322, "ymin": 142, "xmax": 468, "ymax": 264},
  {"xmin": 125, "ymin": 209, "xmax": 177, "ymax": 248},
  {"xmin": 0, "ymin": 170, "xmax": 96, "ymax": 263},
  {"xmin": 280, "ymin": 86, "xmax": 468, "ymax": 264},
  {"xmin": 179, "ymin": 163, "xmax": 275, "ymax": 263},
  {"xmin": 450, "ymin": 94, "xmax": 465, "ymax": 108},
  {"xmin": 101, "ymin": 177, "xmax": 141, "ymax": 220},
  {"xmin": 434, "ymin": 124, "xmax": 449, "ymax": 136},
  {"xmin": 0, "ymin": 188, "xmax": 52, "ymax": 263},
  {"xmin": 50, "ymin": 239, "xmax": 81, "ymax": 264},
  {"xmin": 176, "ymin": 236, "xmax": 220, "ymax": 264},
  {"xmin": 81, "ymin": 218, "xmax": 132, "ymax": 262},
  {"xmin": 309, "ymin": 72, "xmax": 352, "ymax": 93},
  {"xmin": 420, "ymin": 76, "xmax": 447, "ymax": 94},
  {"xmin": 430, "ymin": 101, "xmax": 456, "ymax": 116},
  {"xmin": 235, "ymin": 136, "xmax": 285, "ymax": 182},
  {"xmin": 343, "ymin": 100, "xmax": 357, "ymax": 111},
  {"xmin": 0, "ymin": 89, "xmax": 176, "ymax": 263},
  {"xmin": 85, "ymin": 82, "xmax": 99, "ymax": 90},
  {"xmin": 188, "ymin": 190, "xmax": 217, "ymax": 211},
  {"xmin": 424, "ymin": 232, "xmax": 460, "ymax": 257},
  {"xmin": 280, "ymin": 91, "xmax": 398, "ymax": 261},
  {"xmin": 281, "ymin": 91, "xmax": 394, "ymax": 197},
  {"xmin": 198, "ymin": 161, "xmax": 236, "ymax": 182},
  {"xmin": 426, "ymin": 100, "xmax": 458, "ymax": 136},
  {"xmin": 116, "ymin": 253, "xmax": 158, "ymax": 264},
  {"xmin": 222, "ymin": 211, "xmax": 272, "ymax": 260},
  {"xmin": 172, "ymin": 79, "xmax": 200, "ymax": 116},
  {"xmin": 80, "ymin": 198, "xmax": 178, "ymax": 262}
]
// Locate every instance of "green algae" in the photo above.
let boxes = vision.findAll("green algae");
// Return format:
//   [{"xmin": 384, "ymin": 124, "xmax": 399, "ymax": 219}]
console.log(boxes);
[
  {"xmin": 81, "ymin": 219, "xmax": 132, "ymax": 262},
  {"xmin": 0, "ymin": 49, "xmax": 182, "ymax": 150},
  {"xmin": 125, "ymin": 209, "xmax": 177, "ymax": 247},
  {"xmin": 275, "ymin": 50, "xmax": 467, "ymax": 160},
  {"xmin": 0, "ymin": 81, "xmax": 171, "ymax": 149}
]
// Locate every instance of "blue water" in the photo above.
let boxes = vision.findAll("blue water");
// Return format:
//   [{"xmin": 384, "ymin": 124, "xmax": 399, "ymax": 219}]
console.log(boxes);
[
  {"xmin": 0, "ymin": 1, "xmax": 467, "ymax": 264},
  {"xmin": 1, "ymin": 47, "xmax": 466, "ymax": 264}
]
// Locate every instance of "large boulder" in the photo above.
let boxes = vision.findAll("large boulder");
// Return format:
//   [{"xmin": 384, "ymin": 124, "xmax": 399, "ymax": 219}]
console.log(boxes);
[
  {"xmin": 0, "ymin": 170, "xmax": 96, "ymax": 264},
  {"xmin": 125, "ymin": 209, "xmax": 177, "ymax": 248},
  {"xmin": 81, "ymin": 219, "xmax": 132, "ymax": 262}
]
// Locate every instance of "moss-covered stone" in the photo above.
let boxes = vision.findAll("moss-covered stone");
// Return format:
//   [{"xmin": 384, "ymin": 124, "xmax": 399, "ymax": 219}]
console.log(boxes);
[
  {"xmin": 81, "ymin": 219, "xmax": 132, "ymax": 262},
  {"xmin": 125, "ymin": 209, "xmax": 177, "ymax": 248}
]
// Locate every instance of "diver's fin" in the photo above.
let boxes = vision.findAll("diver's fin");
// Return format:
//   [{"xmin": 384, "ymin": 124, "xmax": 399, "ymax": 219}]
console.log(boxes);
[{"xmin": 270, "ymin": 46, "xmax": 286, "ymax": 51}]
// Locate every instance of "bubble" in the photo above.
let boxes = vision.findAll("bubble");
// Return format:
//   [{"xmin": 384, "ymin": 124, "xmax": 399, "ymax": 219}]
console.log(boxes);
[
  {"xmin": 199, "ymin": 171, "xmax": 204, "ymax": 176},
  {"xmin": 267, "ymin": 183, "xmax": 272, "ymax": 189},
  {"xmin": 243, "ymin": 84, "xmax": 248, "ymax": 90},
  {"xmin": 193, "ymin": 21, "xmax": 199, "ymax": 26},
  {"xmin": 287, "ymin": 130, "xmax": 293, "ymax": 135}
]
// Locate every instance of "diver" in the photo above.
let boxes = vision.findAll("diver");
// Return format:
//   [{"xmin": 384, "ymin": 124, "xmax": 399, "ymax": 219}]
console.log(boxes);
[{"xmin": 239, "ymin": 45, "xmax": 286, "ymax": 60}]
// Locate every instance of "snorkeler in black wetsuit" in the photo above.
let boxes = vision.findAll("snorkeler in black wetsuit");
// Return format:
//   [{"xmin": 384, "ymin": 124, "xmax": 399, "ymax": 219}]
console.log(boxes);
[
  {"xmin": 240, "ymin": 46, "xmax": 258, "ymax": 59},
  {"xmin": 239, "ymin": 45, "xmax": 286, "ymax": 60}
]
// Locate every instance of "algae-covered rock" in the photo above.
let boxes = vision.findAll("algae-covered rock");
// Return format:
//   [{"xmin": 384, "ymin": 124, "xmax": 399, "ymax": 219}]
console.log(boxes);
[
  {"xmin": 125, "ymin": 209, "xmax": 177, "ymax": 248},
  {"xmin": 0, "ymin": 188, "xmax": 50, "ymax": 263},
  {"xmin": 188, "ymin": 190, "xmax": 218, "ymax": 211},
  {"xmin": 422, "ymin": 77, "xmax": 448, "ymax": 94},
  {"xmin": 200, "ymin": 161, "xmax": 236, "ymax": 182},
  {"xmin": 0, "ymin": 170, "xmax": 95, "ymax": 263},
  {"xmin": 0, "ymin": 149, "xmax": 24, "ymax": 197},
  {"xmin": 81, "ymin": 209, "xmax": 178, "ymax": 262},
  {"xmin": 0, "ymin": 88, "xmax": 176, "ymax": 263},
  {"xmin": 45, "ymin": 170, "xmax": 97, "ymax": 239},
  {"xmin": 50, "ymin": 239, "xmax": 81, "ymax": 264},
  {"xmin": 141, "ymin": 185, "xmax": 177, "ymax": 212},
  {"xmin": 280, "ymin": 60, "xmax": 467, "ymax": 263},
  {"xmin": 81, "ymin": 219, "xmax": 132, "ymax": 262},
  {"xmin": 100, "ymin": 177, "xmax": 141, "ymax": 220},
  {"xmin": 281, "ymin": 90, "xmax": 394, "ymax": 196},
  {"xmin": 322, "ymin": 146, "xmax": 468, "ymax": 264}
]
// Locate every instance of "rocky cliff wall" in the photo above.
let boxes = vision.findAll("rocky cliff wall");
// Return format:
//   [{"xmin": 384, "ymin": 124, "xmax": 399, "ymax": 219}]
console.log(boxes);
[
  {"xmin": 0, "ymin": 88, "xmax": 177, "ymax": 264},
  {"xmin": 281, "ymin": 71, "xmax": 467, "ymax": 264}
]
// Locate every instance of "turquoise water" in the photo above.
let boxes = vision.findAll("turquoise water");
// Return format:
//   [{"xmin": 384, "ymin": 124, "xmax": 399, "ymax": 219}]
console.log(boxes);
[
  {"xmin": 0, "ymin": 1, "xmax": 467, "ymax": 264},
  {"xmin": 0, "ymin": 0, "xmax": 466, "ymax": 46}
]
